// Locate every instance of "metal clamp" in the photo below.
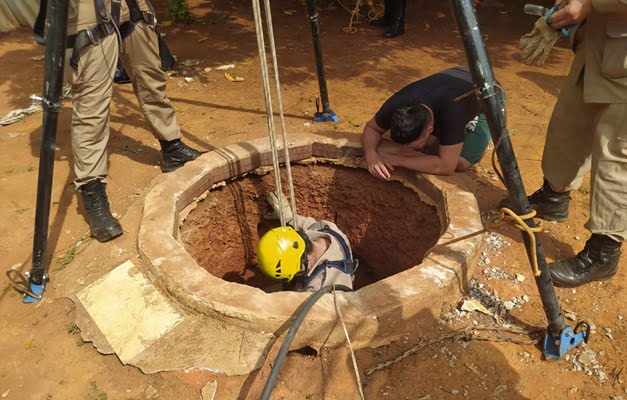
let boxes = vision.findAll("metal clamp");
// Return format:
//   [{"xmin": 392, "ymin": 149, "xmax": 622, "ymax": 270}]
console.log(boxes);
[
  {"xmin": 6, "ymin": 269, "xmax": 49, "ymax": 303},
  {"xmin": 312, "ymin": 96, "xmax": 339, "ymax": 123},
  {"xmin": 543, "ymin": 321, "xmax": 590, "ymax": 360}
]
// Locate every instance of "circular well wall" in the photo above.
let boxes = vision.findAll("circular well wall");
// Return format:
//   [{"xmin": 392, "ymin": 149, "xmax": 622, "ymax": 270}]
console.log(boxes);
[
  {"xmin": 139, "ymin": 135, "xmax": 484, "ymax": 348},
  {"xmin": 179, "ymin": 163, "xmax": 441, "ymax": 291}
]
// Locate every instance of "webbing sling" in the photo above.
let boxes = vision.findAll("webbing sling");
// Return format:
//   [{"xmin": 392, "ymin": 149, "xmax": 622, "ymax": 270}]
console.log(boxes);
[{"xmin": 34, "ymin": 0, "xmax": 120, "ymax": 70}]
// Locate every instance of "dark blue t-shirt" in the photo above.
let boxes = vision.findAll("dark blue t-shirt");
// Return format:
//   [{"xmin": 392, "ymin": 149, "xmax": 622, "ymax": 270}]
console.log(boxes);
[{"xmin": 374, "ymin": 67, "xmax": 480, "ymax": 146}]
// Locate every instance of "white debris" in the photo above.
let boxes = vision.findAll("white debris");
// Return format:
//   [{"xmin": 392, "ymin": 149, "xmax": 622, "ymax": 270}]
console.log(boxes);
[
  {"xmin": 460, "ymin": 299, "xmax": 494, "ymax": 316},
  {"xmin": 563, "ymin": 310, "xmax": 577, "ymax": 321},
  {"xmin": 180, "ymin": 59, "xmax": 200, "ymax": 67},
  {"xmin": 215, "ymin": 64, "xmax": 236, "ymax": 70}
]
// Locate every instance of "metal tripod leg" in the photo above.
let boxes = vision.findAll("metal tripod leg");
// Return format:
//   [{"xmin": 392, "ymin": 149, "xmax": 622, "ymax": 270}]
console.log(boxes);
[
  {"xmin": 25, "ymin": 0, "xmax": 70, "ymax": 303},
  {"xmin": 306, "ymin": 0, "xmax": 339, "ymax": 123},
  {"xmin": 449, "ymin": 0, "xmax": 589, "ymax": 359}
]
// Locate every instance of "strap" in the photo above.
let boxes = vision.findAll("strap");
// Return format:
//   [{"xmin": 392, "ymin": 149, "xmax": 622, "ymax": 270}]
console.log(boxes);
[
  {"xmin": 124, "ymin": 0, "xmax": 144, "ymax": 22},
  {"xmin": 94, "ymin": 0, "xmax": 109, "ymax": 23},
  {"xmin": 303, "ymin": 259, "xmax": 358, "ymax": 288},
  {"xmin": 318, "ymin": 225, "xmax": 352, "ymax": 261},
  {"xmin": 302, "ymin": 225, "xmax": 358, "ymax": 288},
  {"xmin": 34, "ymin": 0, "xmax": 119, "ymax": 46},
  {"xmin": 33, "ymin": 0, "xmax": 48, "ymax": 45},
  {"xmin": 68, "ymin": 21, "xmax": 116, "ymax": 70},
  {"xmin": 111, "ymin": 0, "xmax": 122, "ymax": 27},
  {"xmin": 118, "ymin": 21, "xmax": 136, "ymax": 39}
]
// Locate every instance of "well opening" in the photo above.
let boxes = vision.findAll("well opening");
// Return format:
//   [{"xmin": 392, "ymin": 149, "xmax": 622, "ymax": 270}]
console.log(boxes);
[{"xmin": 179, "ymin": 163, "xmax": 441, "ymax": 291}]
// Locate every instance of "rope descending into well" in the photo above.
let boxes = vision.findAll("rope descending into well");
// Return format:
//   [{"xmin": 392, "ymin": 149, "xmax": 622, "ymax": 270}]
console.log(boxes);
[{"xmin": 251, "ymin": 0, "xmax": 300, "ymax": 228}]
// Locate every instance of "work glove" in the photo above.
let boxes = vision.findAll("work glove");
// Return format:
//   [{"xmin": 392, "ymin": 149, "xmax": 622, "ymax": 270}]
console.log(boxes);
[
  {"xmin": 265, "ymin": 191, "xmax": 294, "ymax": 225},
  {"xmin": 519, "ymin": 16, "xmax": 562, "ymax": 66}
]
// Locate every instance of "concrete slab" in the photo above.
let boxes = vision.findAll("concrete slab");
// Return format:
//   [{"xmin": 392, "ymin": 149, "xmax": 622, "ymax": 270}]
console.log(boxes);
[
  {"xmin": 76, "ymin": 260, "xmax": 183, "ymax": 364},
  {"xmin": 129, "ymin": 315, "xmax": 274, "ymax": 376}
]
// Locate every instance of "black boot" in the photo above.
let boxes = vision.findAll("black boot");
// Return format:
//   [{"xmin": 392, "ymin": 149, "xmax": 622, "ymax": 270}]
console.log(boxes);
[
  {"xmin": 499, "ymin": 178, "xmax": 570, "ymax": 221},
  {"xmin": 79, "ymin": 180, "xmax": 123, "ymax": 242},
  {"xmin": 160, "ymin": 139, "xmax": 205, "ymax": 172},
  {"xmin": 383, "ymin": 0, "xmax": 405, "ymax": 38},
  {"xmin": 370, "ymin": 0, "xmax": 391, "ymax": 27},
  {"xmin": 549, "ymin": 234, "xmax": 622, "ymax": 288}
]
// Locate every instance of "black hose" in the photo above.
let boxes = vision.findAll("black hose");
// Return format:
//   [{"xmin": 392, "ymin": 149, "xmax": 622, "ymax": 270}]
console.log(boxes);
[{"xmin": 260, "ymin": 285, "xmax": 333, "ymax": 400}]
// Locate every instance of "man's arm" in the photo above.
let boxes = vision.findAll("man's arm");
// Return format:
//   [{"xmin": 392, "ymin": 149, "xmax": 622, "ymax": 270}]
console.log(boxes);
[
  {"xmin": 361, "ymin": 118, "xmax": 394, "ymax": 180},
  {"xmin": 381, "ymin": 143, "xmax": 463, "ymax": 176}
]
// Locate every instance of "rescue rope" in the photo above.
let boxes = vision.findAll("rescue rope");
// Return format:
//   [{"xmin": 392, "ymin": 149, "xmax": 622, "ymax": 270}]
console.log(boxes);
[
  {"xmin": 342, "ymin": 0, "xmax": 362, "ymax": 34},
  {"xmin": 260, "ymin": 0, "xmax": 300, "ymax": 229},
  {"xmin": 364, "ymin": 325, "xmax": 543, "ymax": 376},
  {"xmin": 251, "ymin": 0, "xmax": 286, "ymax": 227},
  {"xmin": 332, "ymin": 286, "xmax": 365, "ymax": 400},
  {"xmin": 427, "ymin": 207, "xmax": 543, "ymax": 277},
  {"xmin": 5, "ymin": 269, "xmax": 42, "ymax": 301},
  {"xmin": 432, "ymin": 84, "xmax": 544, "ymax": 276}
]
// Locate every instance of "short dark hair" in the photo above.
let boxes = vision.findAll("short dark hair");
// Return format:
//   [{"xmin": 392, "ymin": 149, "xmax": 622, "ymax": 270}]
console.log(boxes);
[{"xmin": 390, "ymin": 105, "xmax": 432, "ymax": 144}]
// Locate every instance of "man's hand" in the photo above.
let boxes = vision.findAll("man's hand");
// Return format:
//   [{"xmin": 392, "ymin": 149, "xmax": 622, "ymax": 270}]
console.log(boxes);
[
  {"xmin": 265, "ymin": 191, "xmax": 293, "ymax": 223},
  {"xmin": 549, "ymin": 0, "xmax": 592, "ymax": 28},
  {"xmin": 365, "ymin": 151, "xmax": 394, "ymax": 181}
]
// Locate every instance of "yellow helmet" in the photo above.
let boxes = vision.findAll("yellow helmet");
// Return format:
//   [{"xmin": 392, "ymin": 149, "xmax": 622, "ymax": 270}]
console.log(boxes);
[{"xmin": 257, "ymin": 226, "xmax": 305, "ymax": 282}]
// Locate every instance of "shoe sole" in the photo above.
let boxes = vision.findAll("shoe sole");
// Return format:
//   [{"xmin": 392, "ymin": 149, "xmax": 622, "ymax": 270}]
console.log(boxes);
[
  {"xmin": 161, "ymin": 164, "xmax": 180, "ymax": 173},
  {"xmin": 551, "ymin": 272, "xmax": 616, "ymax": 288},
  {"xmin": 92, "ymin": 226, "xmax": 124, "ymax": 243},
  {"xmin": 535, "ymin": 211, "xmax": 568, "ymax": 222}
]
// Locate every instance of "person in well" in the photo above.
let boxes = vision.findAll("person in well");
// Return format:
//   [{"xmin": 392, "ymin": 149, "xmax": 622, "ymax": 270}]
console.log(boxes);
[
  {"xmin": 361, "ymin": 66, "xmax": 492, "ymax": 180},
  {"xmin": 257, "ymin": 192, "xmax": 357, "ymax": 292}
]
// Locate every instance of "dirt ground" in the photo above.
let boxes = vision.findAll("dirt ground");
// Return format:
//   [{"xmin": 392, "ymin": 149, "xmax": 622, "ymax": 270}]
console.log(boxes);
[{"xmin": 0, "ymin": 0, "xmax": 626, "ymax": 399}]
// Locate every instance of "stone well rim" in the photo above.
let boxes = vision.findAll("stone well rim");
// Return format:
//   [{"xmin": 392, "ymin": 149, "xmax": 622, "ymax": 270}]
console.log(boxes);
[{"xmin": 138, "ymin": 134, "xmax": 484, "ymax": 348}]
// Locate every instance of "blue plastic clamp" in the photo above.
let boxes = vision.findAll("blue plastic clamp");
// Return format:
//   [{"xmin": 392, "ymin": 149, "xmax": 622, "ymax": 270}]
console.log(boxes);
[
  {"xmin": 23, "ymin": 273, "xmax": 48, "ymax": 304},
  {"xmin": 313, "ymin": 110, "xmax": 340, "ymax": 123},
  {"xmin": 544, "ymin": 6, "xmax": 574, "ymax": 38},
  {"xmin": 543, "ymin": 322, "xmax": 590, "ymax": 360}
]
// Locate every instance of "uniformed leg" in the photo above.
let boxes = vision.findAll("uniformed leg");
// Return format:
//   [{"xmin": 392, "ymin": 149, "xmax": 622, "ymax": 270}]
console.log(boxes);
[
  {"xmin": 548, "ymin": 105, "xmax": 626, "ymax": 287},
  {"xmin": 119, "ymin": 20, "xmax": 180, "ymax": 141},
  {"xmin": 384, "ymin": 0, "xmax": 405, "ymax": 38},
  {"xmin": 586, "ymin": 103, "xmax": 627, "ymax": 241},
  {"xmin": 546, "ymin": 68, "xmax": 626, "ymax": 287},
  {"xmin": 541, "ymin": 72, "xmax": 604, "ymax": 192},
  {"xmin": 119, "ymin": 20, "xmax": 205, "ymax": 172},
  {"xmin": 71, "ymin": 34, "xmax": 117, "ymax": 187},
  {"xmin": 371, "ymin": 0, "xmax": 392, "ymax": 27},
  {"xmin": 70, "ymin": 34, "xmax": 123, "ymax": 242}
]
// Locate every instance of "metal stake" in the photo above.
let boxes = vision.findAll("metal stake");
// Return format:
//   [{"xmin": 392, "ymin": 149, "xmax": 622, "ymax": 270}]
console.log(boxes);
[
  {"xmin": 306, "ymin": 0, "xmax": 339, "ymax": 123},
  {"xmin": 27, "ymin": 0, "xmax": 70, "ymax": 303}
]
